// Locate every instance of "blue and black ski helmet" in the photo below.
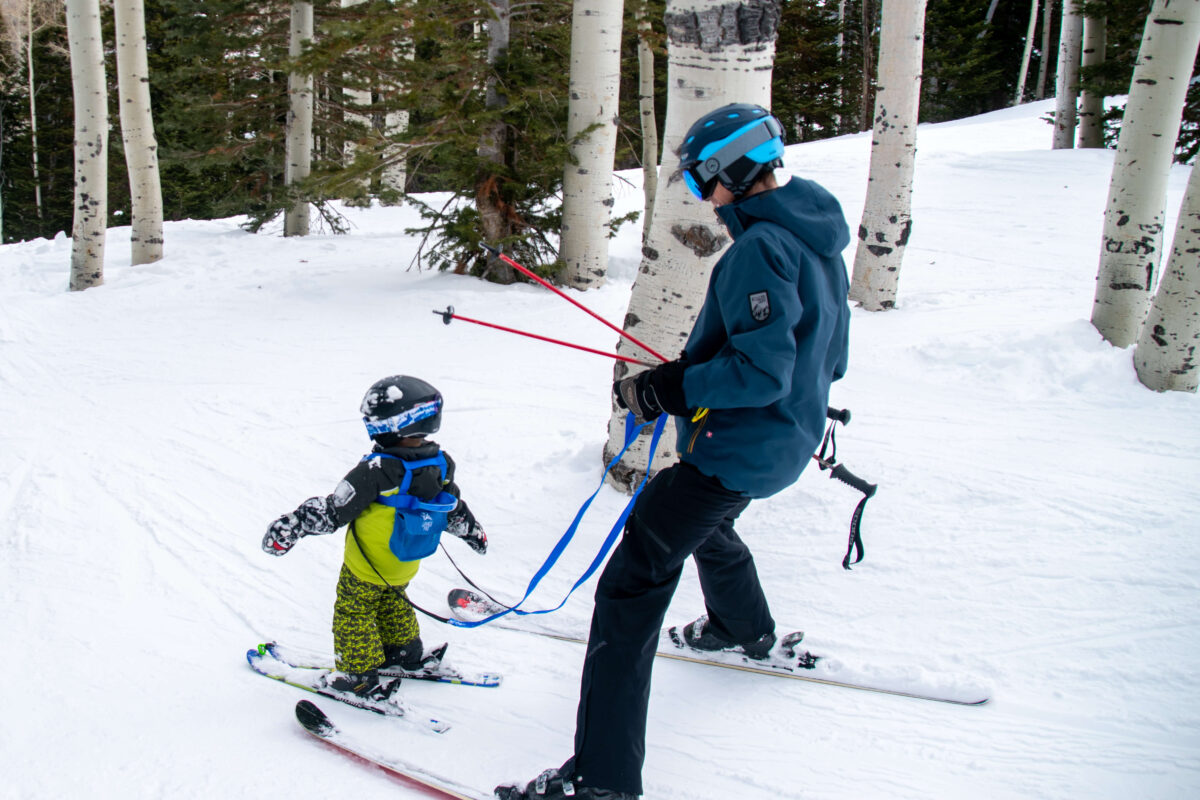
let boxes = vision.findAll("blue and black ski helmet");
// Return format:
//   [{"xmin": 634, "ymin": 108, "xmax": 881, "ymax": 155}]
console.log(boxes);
[
  {"xmin": 361, "ymin": 375, "xmax": 443, "ymax": 440},
  {"xmin": 679, "ymin": 103, "xmax": 785, "ymax": 201}
]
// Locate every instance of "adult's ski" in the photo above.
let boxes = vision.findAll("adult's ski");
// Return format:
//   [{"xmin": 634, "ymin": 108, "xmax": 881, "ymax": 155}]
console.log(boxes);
[
  {"xmin": 256, "ymin": 641, "xmax": 502, "ymax": 687},
  {"xmin": 246, "ymin": 645, "xmax": 451, "ymax": 732},
  {"xmin": 294, "ymin": 700, "xmax": 491, "ymax": 799},
  {"xmin": 447, "ymin": 588, "xmax": 989, "ymax": 706}
]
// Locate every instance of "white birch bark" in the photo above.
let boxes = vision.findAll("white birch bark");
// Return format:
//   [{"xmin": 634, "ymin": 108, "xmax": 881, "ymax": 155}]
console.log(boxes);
[
  {"xmin": 114, "ymin": 0, "xmax": 163, "ymax": 264},
  {"xmin": 1091, "ymin": 0, "xmax": 1200, "ymax": 348},
  {"xmin": 1014, "ymin": 0, "xmax": 1040, "ymax": 106},
  {"xmin": 636, "ymin": 3, "xmax": 658, "ymax": 241},
  {"xmin": 1134, "ymin": 163, "xmax": 1200, "ymax": 392},
  {"xmin": 1053, "ymin": 0, "xmax": 1082, "ymax": 149},
  {"xmin": 380, "ymin": 107, "xmax": 408, "ymax": 195},
  {"xmin": 284, "ymin": 1, "xmax": 313, "ymax": 237},
  {"xmin": 848, "ymin": 0, "xmax": 927, "ymax": 312},
  {"xmin": 65, "ymin": 0, "xmax": 106, "ymax": 291},
  {"xmin": 603, "ymin": 0, "xmax": 781, "ymax": 489},
  {"xmin": 1077, "ymin": 14, "xmax": 1106, "ymax": 149},
  {"xmin": 560, "ymin": 0, "xmax": 625, "ymax": 290}
]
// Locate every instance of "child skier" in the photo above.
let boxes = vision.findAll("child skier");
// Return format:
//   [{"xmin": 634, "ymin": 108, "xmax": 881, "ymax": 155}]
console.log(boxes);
[{"xmin": 261, "ymin": 375, "xmax": 487, "ymax": 702}]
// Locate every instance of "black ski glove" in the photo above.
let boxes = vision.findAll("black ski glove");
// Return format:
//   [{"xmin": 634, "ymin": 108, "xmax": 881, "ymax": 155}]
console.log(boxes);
[
  {"xmin": 261, "ymin": 497, "xmax": 337, "ymax": 556},
  {"xmin": 446, "ymin": 500, "xmax": 488, "ymax": 554},
  {"xmin": 613, "ymin": 359, "xmax": 689, "ymax": 422}
]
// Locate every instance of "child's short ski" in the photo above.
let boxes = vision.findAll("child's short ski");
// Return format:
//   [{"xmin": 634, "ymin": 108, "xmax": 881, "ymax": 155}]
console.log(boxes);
[
  {"xmin": 257, "ymin": 641, "xmax": 502, "ymax": 687},
  {"xmin": 246, "ymin": 646, "xmax": 451, "ymax": 732},
  {"xmin": 294, "ymin": 700, "xmax": 491, "ymax": 799},
  {"xmin": 447, "ymin": 588, "xmax": 989, "ymax": 706}
]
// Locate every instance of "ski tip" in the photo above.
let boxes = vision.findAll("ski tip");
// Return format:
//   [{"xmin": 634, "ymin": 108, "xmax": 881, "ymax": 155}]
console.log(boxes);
[
  {"xmin": 295, "ymin": 700, "xmax": 336, "ymax": 736},
  {"xmin": 447, "ymin": 588, "xmax": 482, "ymax": 607}
]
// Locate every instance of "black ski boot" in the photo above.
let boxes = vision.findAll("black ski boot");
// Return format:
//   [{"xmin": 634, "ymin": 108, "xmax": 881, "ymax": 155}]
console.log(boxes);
[
  {"xmin": 494, "ymin": 759, "xmax": 637, "ymax": 800},
  {"xmin": 680, "ymin": 615, "xmax": 776, "ymax": 661},
  {"xmin": 325, "ymin": 669, "xmax": 400, "ymax": 703},
  {"xmin": 383, "ymin": 637, "xmax": 430, "ymax": 671}
]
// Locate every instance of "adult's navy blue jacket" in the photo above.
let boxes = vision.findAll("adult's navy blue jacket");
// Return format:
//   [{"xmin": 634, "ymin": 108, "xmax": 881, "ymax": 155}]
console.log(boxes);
[{"xmin": 677, "ymin": 176, "xmax": 851, "ymax": 498}]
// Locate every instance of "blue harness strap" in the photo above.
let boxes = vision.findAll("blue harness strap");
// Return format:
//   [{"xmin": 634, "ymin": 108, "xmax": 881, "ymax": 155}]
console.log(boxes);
[
  {"xmin": 447, "ymin": 411, "xmax": 668, "ymax": 628},
  {"xmin": 366, "ymin": 452, "xmax": 458, "ymax": 561}
]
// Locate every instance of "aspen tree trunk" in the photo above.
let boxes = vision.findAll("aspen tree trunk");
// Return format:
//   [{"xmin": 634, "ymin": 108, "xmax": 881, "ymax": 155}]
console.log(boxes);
[
  {"xmin": 1077, "ymin": 14, "xmax": 1106, "ymax": 148},
  {"xmin": 1053, "ymin": 0, "xmax": 1082, "ymax": 149},
  {"xmin": 477, "ymin": 0, "xmax": 516, "ymax": 282},
  {"xmin": 26, "ymin": 1, "xmax": 43, "ymax": 221},
  {"xmin": 381, "ymin": 108, "xmax": 408, "ymax": 195},
  {"xmin": 1134, "ymin": 162, "xmax": 1200, "ymax": 392},
  {"xmin": 603, "ymin": 0, "xmax": 781, "ymax": 490},
  {"xmin": 1091, "ymin": 0, "xmax": 1200, "ymax": 348},
  {"xmin": 1015, "ymin": 0, "xmax": 1040, "ymax": 105},
  {"xmin": 560, "ymin": 0, "xmax": 625, "ymax": 290},
  {"xmin": 65, "ymin": 0, "xmax": 107, "ymax": 291},
  {"xmin": 284, "ymin": 1, "xmax": 313, "ymax": 237},
  {"xmin": 848, "ymin": 0, "xmax": 927, "ymax": 312},
  {"xmin": 1035, "ymin": 0, "xmax": 1055, "ymax": 99},
  {"xmin": 114, "ymin": 0, "xmax": 163, "ymax": 264},
  {"xmin": 636, "ymin": 2, "xmax": 658, "ymax": 241},
  {"xmin": 860, "ymin": 0, "xmax": 876, "ymax": 131}
]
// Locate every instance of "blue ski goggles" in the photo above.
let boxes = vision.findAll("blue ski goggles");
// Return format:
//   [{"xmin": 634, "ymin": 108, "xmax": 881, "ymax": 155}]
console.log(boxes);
[{"xmin": 682, "ymin": 168, "xmax": 717, "ymax": 201}]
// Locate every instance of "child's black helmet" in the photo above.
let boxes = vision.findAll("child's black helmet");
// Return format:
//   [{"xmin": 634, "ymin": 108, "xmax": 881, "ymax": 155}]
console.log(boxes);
[
  {"xmin": 361, "ymin": 375, "xmax": 443, "ymax": 441},
  {"xmin": 679, "ymin": 103, "xmax": 785, "ymax": 201}
]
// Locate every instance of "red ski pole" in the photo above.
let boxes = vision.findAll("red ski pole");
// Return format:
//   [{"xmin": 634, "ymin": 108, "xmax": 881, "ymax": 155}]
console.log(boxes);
[
  {"xmin": 433, "ymin": 307, "xmax": 658, "ymax": 367},
  {"xmin": 480, "ymin": 243, "xmax": 668, "ymax": 364}
]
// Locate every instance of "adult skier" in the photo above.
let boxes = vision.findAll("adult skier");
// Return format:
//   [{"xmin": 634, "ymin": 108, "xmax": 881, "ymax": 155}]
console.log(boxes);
[{"xmin": 496, "ymin": 103, "xmax": 852, "ymax": 799}]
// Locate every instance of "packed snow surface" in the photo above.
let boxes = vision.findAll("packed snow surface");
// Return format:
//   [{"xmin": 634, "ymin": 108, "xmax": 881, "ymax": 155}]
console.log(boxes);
[{"xmin": 2, "ymin": 100, "xmax": 1197, "ymax": 799}]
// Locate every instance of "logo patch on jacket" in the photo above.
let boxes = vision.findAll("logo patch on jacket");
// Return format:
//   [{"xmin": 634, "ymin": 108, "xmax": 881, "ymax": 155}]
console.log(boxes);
[
  {"xmin": 748, "ymin": 291, "xmax": 771, "ymax": 322},
  {"xmin": 332, "ymin": 480, "xmax": 356, "ymax": 507}
]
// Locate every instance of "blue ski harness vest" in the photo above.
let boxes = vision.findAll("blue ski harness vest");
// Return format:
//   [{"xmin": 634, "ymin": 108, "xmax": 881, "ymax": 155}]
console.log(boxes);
[{"xmin": 366, "ymin": 452, "xmax": 458, "ymax": 561}]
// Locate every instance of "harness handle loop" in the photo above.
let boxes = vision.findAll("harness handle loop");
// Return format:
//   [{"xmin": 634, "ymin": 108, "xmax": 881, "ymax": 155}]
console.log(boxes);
[{"xmin": 816, "ymin": 407, "xmax": 877, "ymax": 570}]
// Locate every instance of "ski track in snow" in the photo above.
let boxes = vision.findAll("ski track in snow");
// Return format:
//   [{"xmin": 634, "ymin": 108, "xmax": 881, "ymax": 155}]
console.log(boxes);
[{"xmin": 2, "ymin": 100, "xmax": 1199, "ymax": 799}]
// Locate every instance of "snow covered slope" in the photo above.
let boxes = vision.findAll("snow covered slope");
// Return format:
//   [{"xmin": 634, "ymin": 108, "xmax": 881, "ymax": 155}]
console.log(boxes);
[{"xmin": 1, "ymin": 99, "xmax": 1197, "ymax": 799}]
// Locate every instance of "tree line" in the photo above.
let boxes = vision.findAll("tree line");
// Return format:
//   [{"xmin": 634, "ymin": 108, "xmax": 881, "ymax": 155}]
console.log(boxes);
[{"xmin": 3, "ymin": 1, "xmax": 1184, "ymax": 252}]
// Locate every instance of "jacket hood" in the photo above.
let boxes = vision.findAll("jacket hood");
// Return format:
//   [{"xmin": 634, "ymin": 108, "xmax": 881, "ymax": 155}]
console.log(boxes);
[{"xmin": 716, "ymin": 176, "xmax": 850, "ymax": 258}]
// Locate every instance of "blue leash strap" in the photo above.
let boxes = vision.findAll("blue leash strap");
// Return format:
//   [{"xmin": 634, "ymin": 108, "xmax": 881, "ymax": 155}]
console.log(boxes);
[{"xmin": 447, "ymin": 411, "xmax": 668, "ymax": 628}]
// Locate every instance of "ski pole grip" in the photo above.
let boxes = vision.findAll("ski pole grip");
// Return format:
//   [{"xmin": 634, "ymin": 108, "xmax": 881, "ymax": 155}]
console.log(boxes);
[
  {"xmin": 826, "ymin": 406, "xmax": 851, "ymax": 425},
  {"xmin": 830, "ymin": 463, "xmax": 876, "ymax": 498},
  {"xmin": 433, "ymin": 306, "xmax": 455, "ymax": 325}
]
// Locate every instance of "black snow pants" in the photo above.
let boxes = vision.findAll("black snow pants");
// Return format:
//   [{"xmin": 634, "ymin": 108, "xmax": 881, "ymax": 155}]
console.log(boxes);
[{"xmin": 571, "ymin": 461, "xmax": 775, "ymax": 796}]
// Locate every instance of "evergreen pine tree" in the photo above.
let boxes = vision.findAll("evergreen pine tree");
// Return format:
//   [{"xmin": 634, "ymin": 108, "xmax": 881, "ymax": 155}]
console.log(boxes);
[
  {"xmin": 146, "ymin": 0, "xmax": 291, "ymax": 224},
  {"xmin": 921, "ymin": 0, "xmax": 1025, "ymax": 122},
  {"xmin": 773, "ymin": 0, "xmax": 856, "ymax": 142}
]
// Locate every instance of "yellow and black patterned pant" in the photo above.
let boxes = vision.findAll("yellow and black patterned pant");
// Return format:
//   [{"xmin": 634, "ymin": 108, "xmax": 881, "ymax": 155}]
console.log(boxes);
[{"xmin": 332, "ymin": 564, "xmax": 420, "ymax": 673}]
